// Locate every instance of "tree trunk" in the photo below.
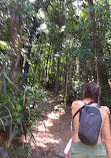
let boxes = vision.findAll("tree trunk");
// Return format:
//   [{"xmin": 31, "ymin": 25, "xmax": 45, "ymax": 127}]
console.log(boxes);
[
  {"xmin": 24, "ymin": 35, "xmax": 32, "ymax": 84},
  {"xmin": 55, "ymin": 56, "xmax": 60, "ymax": 93},
  {"xmin": 13, "ymin": 53, "xmax": 24, "ymax": 86},
  {"xmin": 9, "ymin": 2, "xmax": 24, "ymax": 86},
  {"xmin": 87, "ymin": 0, "xmax": 110, "ymax": 105}
]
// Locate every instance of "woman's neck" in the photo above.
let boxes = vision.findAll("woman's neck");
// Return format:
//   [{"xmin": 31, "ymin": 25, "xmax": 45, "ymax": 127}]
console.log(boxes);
[{"xmin": 83, "ymin": 98, "xmax": 95, "ymax": 103}]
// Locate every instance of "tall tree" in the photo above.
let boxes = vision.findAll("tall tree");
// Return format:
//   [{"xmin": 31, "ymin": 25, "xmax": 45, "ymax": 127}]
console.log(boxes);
[{"xmin": 87, "ymin": 0, "xmax": 111, "ymax": 104}]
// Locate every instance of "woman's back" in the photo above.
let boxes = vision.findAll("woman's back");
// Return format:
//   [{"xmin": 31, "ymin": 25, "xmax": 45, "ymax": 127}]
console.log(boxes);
[
  {"xmin": 72, "ymin": 100, "xmax": 108, "ymax": 144},
  {"xmin": 69, "ymin": 82, "xmax": 111, "ymax": 158}
]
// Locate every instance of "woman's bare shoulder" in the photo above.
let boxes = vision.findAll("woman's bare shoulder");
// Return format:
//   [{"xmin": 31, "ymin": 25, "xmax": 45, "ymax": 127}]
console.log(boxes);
[{"xmin": 72, "ymin": 100, "xmax": 84, "ymax": 108}]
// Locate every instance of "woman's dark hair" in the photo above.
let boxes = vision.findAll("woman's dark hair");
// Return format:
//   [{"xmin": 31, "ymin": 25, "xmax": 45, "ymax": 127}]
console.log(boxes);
[{"xmin": 83, "ymin": 82, "xmax": 101, "ymax": 102}]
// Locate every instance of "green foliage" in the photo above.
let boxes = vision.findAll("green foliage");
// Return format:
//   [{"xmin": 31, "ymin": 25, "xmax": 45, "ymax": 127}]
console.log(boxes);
[
  {"xmin": 0, "ymin": 0, "xmax": 111, "ymax": 156},
  {"xmin": 8, "ymin": 144, "xmax": 32, "ymax": 158},
  {"xmin": 0, "ymin": 68, "xmax": 48, "ymax": 157}
]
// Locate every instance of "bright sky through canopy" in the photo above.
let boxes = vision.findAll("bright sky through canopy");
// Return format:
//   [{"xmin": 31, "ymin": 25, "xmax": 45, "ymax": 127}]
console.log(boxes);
[{"xmin": 29, "ymin": 0, "xmax": 36, "ymax": 3}]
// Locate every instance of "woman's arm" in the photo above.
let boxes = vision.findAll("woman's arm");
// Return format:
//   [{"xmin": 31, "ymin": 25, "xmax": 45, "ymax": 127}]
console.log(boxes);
[{"xmin": 103, "ymin": 112, "xmax": 111, "ymax": 158}]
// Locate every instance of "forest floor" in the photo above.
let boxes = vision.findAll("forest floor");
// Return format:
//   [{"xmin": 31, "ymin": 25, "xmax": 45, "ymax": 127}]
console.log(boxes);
[{"xmin": 28, "ymin": 90, "xmax": 73, "ymax": 158}]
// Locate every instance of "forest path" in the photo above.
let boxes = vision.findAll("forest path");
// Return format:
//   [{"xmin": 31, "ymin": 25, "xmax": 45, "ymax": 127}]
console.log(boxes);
[
  {"xmin": 29, "ymin": 109, "xmax": 73, "ymax": 158},
  {"xmin": 28, "ymin": 91, "xmax": 73, "ymax": 158}
]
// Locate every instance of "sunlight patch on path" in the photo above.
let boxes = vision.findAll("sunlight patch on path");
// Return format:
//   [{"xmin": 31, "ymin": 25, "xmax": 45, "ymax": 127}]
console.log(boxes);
[{"xmin": 28, "ymin": 111, "xmax": 65, "ymax": 150}]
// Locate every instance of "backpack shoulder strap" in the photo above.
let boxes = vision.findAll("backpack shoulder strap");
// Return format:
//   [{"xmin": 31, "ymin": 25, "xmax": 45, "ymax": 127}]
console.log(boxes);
[
  {"xmin": 96, "ymin": 104, "xmax": 101, "ymax": 108},
  {"xmin": 73, "ymin": 101, "xmax": 86, "ymax": 119},
  {"xmin": 72, "ymin": 101, "xmax": 97, "ymax": 119},
  {"xmin": 73, "ymin": 106, "xmax": 83, "ymax": 119}
]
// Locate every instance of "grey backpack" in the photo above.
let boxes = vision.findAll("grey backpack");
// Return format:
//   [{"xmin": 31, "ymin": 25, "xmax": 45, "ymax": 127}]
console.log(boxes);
[{"xmin": 73, "ymin": 101, "xmax": 102, "ymax": 145}]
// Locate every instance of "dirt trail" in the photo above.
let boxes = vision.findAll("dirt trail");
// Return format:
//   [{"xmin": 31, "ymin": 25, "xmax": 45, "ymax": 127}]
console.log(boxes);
[
  {"xmin": 28, "ymin": 108, "xmax": 73, "ymax": 158},
  {"xmin": 28, "ymin": 90, "xmax": 110, "ymax": 158}
]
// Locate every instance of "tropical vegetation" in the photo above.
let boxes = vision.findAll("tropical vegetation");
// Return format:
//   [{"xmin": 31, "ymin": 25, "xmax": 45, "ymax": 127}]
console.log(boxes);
[{"xmin": 0, "ymin": 0, "xmax": 111, "ymax": 157}]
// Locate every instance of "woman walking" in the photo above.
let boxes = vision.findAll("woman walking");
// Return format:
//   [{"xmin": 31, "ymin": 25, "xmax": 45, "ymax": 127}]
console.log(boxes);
[{"xmin": 69, "ymin": 82, "xmax": 111, "ymax": 158}]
